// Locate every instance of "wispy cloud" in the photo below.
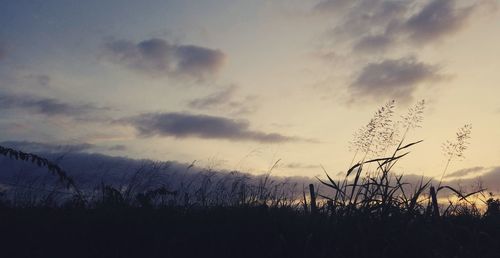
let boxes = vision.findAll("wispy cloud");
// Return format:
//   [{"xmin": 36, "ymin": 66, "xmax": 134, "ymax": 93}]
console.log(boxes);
[
  {"xmin": 124, "ymin": 112, "xmax": 298, "ymax": 143},
  {"xmin": 322, "ymin": 0, "xmax": 408, "ymax": 48},
  {"xmin": 188, "ymin": 85, "xmax": 238, "ymax": 110},
  {"xmin": 282, "ymin": 162, "xmax": 320, "ymax": 170},
  {"xmin": 0, "ymin": 91, "xmax": 109, "ymax": 120},
  {"xmin": 188, "ymin": 85, "xmax": 258, "ymax": 115},
  {"xmin": 444, "ymin": 166, "xmax": 486, "ymax": 179},
  {"xmin": 103, "ymin": 38, "xmax": 225, "ymax": 80}
]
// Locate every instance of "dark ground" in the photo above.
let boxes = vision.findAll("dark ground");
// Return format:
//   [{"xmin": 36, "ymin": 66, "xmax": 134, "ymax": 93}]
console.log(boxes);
[{"xmin": 1, "ymin": 206, "xmax": 499, "ymax": 258}]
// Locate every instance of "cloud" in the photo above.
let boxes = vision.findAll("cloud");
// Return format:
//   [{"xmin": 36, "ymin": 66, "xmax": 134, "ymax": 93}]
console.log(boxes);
[
  {"xmin": 104, "ymin": 38, "xmax": 225, "ymax": 79},
  {"xmin": 174, "ymin": 45, "xmax": 225, "ymax": 77},
  {"xmin": 316, "ymin": 0, "xmax": 496, "ymax": 54},
  {"xmin": 188, "ymin": 85, "xmax": 258, "ymax": 115},
  {"xmin": 188, "ymin": 85, "xmax": 238, "ymax": 110},
  {"xmin": 314, "ymin": 0, "xmax": 354, "ymax": 13},
  {"xmin": 0, "ymin": 151, "xmax": 312, "ymax": 200},
  {"xmin": 350, "ymin": 57, "xmax": 443, "ymax": 102},
  {"xmin": 469, "ymin": 167, "xmax": 500, "ymax": 192},
  {"xmin": 24, "ymin": 74, "xmax": 51, "ymax": 87},
  {"xmin": 353, "ymin": 34, "xmax": 394, "ymax": 53},
  {"xmin": 327, "ymin": 0, "xmax": 409, "ymax": 44},
  {"xmin": 444, "ymin": 166, "xmax": 486, "ymax": 179},
  {"xmin": 1, "ymin": 149, "xmax": 498, "ymax": 203},
  {"xmin": 397, "ymin": 166, "xmax": 500, "ymax": 197},
  {"xmin": 0, "ymin": 92, "xmax": 108, "ymax": 119},
  {"xmin": 313, "ymin": 1, "xmax": 496, "ymax": 104},
  {"xmin": 124, "ymin": 112, "xmax": 297, "ymax": 143},
  {"xmin": 104, "ymin": 38, "xmax": 171, "ymax": 73},
  {"xmin": 108, "ymin": 144, "xmax": 127, "ymax": 151},
  {"xmin": 282, "ymin": 162, "xmax": 320, "ymax": 170},
  {"xmin": 437, "ymin": 166, "xmax": 500, "ymax": 194},
  {"xmin": 0, "ymin": 141, "xmax": 94, "ymax": 154},
  {"xmin": 0, "ymin": 45, "xmax": 5, "ymax": 60},
  {"xmin": 404, "ymin": 0, "xmax": 477, "ymax": 44},
  {"xmin": 0, "ymin": 141, "xmax": 128, "ymax": 156}
]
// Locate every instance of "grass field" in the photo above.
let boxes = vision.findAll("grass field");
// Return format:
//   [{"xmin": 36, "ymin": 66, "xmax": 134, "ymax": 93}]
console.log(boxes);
[{"xmin": 1, "ymin": 101, "xmax": 499, "ymax": 258}]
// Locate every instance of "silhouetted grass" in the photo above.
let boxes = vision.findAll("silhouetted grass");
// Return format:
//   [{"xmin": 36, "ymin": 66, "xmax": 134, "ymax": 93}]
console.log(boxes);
[
  {"xmin": 1, "ymin": 204, "xmax": 499, "ymax": 258},
  {"xmin": 1, "ymin": 100, "xmax": 499, "ymax": 258}
]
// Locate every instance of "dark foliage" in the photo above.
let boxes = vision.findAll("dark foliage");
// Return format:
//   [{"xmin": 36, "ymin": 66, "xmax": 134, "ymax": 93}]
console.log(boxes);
[
  {"xmin": 1, "ymin": 101, "xmax": 498, "ymax": 258},
  {"xmin": 0, "ymin": 205, "xmax": 499, "ymax": 258}
]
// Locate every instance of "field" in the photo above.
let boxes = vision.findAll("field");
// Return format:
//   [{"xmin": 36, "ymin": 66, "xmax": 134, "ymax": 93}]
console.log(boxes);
[
  {"xmin": 1, "ymin": 101, "xmax": 499, "ymax": 258},
  {"xmin": 1, "ymin": 205, "xmax": 499, "ymax": 258}
]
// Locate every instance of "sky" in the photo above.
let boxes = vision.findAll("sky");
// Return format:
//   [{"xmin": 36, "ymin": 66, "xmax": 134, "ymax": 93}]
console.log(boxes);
[{"xmin": 1, "ymin": 0, "xmax": 500, "ymax": 182}]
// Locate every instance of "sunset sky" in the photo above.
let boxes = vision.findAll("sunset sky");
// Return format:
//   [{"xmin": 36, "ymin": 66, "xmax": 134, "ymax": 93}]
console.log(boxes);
[{"xmin": 1, "ymin": 0, "xmax": 499, "ymax": 181}]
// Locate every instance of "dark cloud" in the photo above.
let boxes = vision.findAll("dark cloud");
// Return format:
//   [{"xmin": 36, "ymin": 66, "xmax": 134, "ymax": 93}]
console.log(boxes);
[
  {"xmin": 314, "ymin": 0, "xmax": 495, "ymax": 103},
  {"xmin": 1, "ymin": 149, "xmax": 498, "ymax": 204},
  {"xmin": 437, "ymin": 166, "xmax": 500, "ymax": 194},
  {"xmin": 444, "ymin": 166, "xmax": 486, "ymax": 179},
  {"xmin": 0, "ymin": 92, "xmax": 108, "ymax": 119},
  {"xmin": 350, "ymin": 57, "xmax": 443, "ymax": 102},
  {"xmin": 0, "ymin": 151, "xmax": 312, "ymax": 201},
  {"xmin": 125, "ymin": 112, "xmax": 297, "ymax": 143},
  {"xmin": 174, "ymin": 45, "xmax": 225, "ymax": 78},
  {"xmin": 0, "ymin": 141, "xmax": 94, "ymax": 154},
  {"xmin": 316, "ymin": 0, "xmax": 495, "ymax": 54},
  {"xmin": 0, "ymin": 141, "xmax": 128, "ymax": 156},
  {"xmin": 405, "ymin": 0, "xmax": 477, "ymax": 44},
  {"xmin": 353, "ymin": 34, "xmax": 394, "ymax": 53},
  {"xmin": 469, "ymin": 167, "xmax": 500, "ymax": 192},
  {"xmin": 104, "ymin": 38, "xmax": 225, "ymax": 79},
  {"xmin": 399, "ymin": 167, "xmax": 500, "ymax": 196}
]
